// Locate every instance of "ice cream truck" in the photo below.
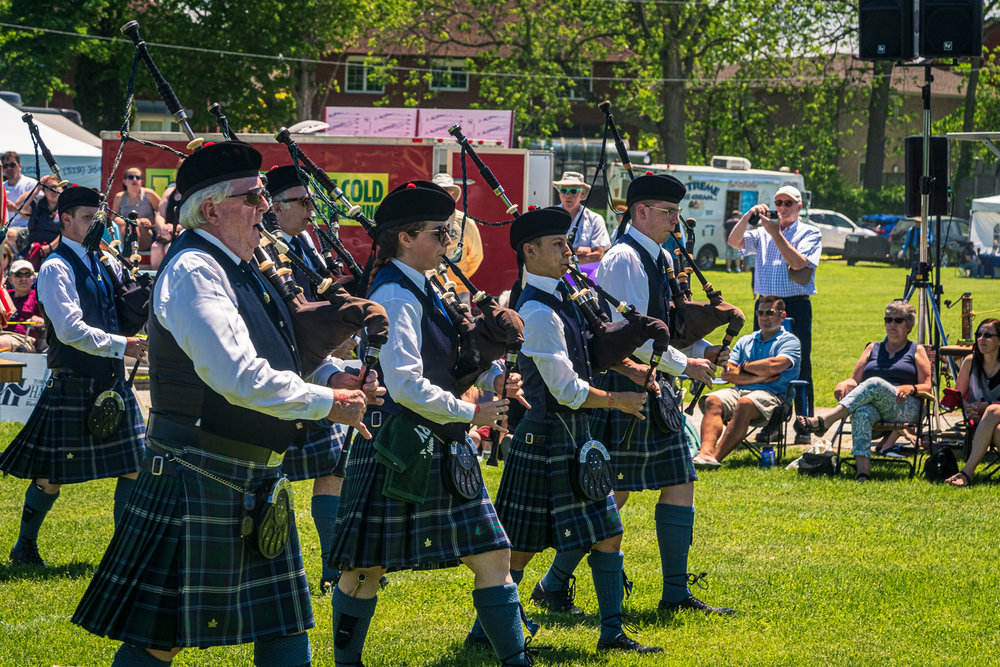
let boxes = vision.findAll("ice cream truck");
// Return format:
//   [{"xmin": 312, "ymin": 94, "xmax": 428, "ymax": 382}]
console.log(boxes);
[{"xmin": 605, "ymin": 156, "xmax": 808, "ymax": 269}]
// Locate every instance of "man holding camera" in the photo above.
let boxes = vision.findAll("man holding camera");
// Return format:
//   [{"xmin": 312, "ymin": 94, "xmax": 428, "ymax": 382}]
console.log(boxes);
[{"xmin": 727, "ymin": 185, "xmax": 820, "ymax": 426}]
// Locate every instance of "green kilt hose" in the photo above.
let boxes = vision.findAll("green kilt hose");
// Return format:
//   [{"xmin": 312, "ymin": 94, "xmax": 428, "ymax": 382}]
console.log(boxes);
[
  {"xmin": 0, "ymin": 373, "xmax": 145, "ymax": 484},
  {"xmin": 589, "ymin": 370, "xmax": 697, "ymax": 491},
  {"xmin": 281, "ymin": 422, "xmax": 346, "ymax": 482},
  {"xmin": 329, "ymin": 411, "xmax": 510, "ymax": 573},
  {"xmin": 495, "ymin": 411, "xmax": 623, "ymax": 554},
  {"xmin": 72, "ymin": 443, "xmax": 313, "ymax": 650}
]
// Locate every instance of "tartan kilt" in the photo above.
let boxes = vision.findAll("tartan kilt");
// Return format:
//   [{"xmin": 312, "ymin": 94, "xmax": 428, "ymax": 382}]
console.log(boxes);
[
  {"xmin": 329, "ymin": 412, "xmax": 509, "ymax": 573},
  {"xmin": 0, "ymin": 376, "xmax": 145, "ymax": 484},
  {"xmin": 588, "ymin": 371, "xmax": 697, "ymax": 491},
  {"xmin": 495, "ymin": 412, "xmax": 623, "ymax": 554},
  {"xmin": 281, "ymin": 423, "xmax": 346, "ymax": 482},
  {"xmin": 72, "ymin": 443, "xmax": 313, "ymax": 650}
]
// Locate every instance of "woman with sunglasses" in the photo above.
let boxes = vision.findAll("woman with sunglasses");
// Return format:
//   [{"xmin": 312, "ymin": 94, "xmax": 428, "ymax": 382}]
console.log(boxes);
[
  {"xmin": 946, "ymin": 318, "xmax": 1000, "ymax": 487},
  {"xmin": 795, "ymin": 300, "xmax": 931, "ymax": 482},
  {"xmin": 0, "ymin": 259, "xmax": 44, "ymax": 352},
  {"xmin": 111, "ymin": 167, "xmax": 164, "ymax": 254}
]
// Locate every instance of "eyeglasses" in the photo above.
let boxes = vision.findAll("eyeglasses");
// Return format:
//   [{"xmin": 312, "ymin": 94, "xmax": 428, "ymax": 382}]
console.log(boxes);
[
  {"xmin": 274, "ymin": 195, "xmax": 314, "ymax": 208},
  {"xmin": 884, "ymin": 317, "xmax": 906, "ymax": 324},
  {"xmin": 226, "ymin": 188, "xmax": 269, "ymax": 207},
  {"xmin": 558, "ymin": 188, "xmax": 582, "ymax": 195},
  {"xmin": 417, "ymin": 226, "xmax": 451, "ymax": 244},
  {"xmin": 124, "ymin": 174, "xmax": 141, "ymax": 181},
  {"xmin": 1, "ymin": 163, "xmax": 17, "ymax": 169},
  {"xmin": 644, "ymin": 203, "xmax": 681, "ymax": 217},
  {"xmin": 774, "ymin": 200, "xmax": 797, "ymax": 207},
  {"xmin": 756, "ymin": 309, "xmax": 779, "ymax": 317},
  {"xmin": 11, "ymin": 271, "xmax": 33, "ymax": 278},
  {"xmin": 976, "ymin": 331, "xmax": 996, "ymax": 339}
]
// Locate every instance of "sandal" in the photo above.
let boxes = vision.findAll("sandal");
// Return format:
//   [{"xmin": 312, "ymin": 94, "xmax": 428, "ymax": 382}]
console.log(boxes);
[
  {"xmin": 945, "ymin": 471, "xmax": 973, "ymax": 488},
  {"xmin": 794, "ymin": 415, "xmax": 826, "ymax": 436}
]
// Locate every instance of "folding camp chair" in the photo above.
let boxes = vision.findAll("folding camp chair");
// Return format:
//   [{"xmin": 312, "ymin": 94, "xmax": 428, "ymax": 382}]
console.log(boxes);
[{"xmin": 741, "ymin": 379, "xmax": 808, "ymax": 463}]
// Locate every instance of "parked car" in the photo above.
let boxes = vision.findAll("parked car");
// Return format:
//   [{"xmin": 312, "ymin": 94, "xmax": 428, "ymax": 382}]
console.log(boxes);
[
  {"xmin": 889, "ymin": 216, "xmax": 969, "ymax": 266},
  {"xmin": 804, "ymin": 209, "xmax": 878, "ymax": 254}
]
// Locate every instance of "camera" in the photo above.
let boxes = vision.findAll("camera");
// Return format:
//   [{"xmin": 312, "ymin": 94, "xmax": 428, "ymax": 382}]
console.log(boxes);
[{"xmin": 747, "ymin": 210, "xmax": 779, "ymax": 227}]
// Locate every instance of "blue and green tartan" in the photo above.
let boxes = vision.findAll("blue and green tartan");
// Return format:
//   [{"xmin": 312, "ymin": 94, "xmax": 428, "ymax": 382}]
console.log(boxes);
[
  {"xmin": 0, "ymin": 377, "xmax": 145, "ymax": 484},
  {"xmin": 329, "ymin": 412, "xmax": 510, "ymax": 572},
  {"xmin": 281, "ymin": 423, "xmax": 345, "ymax": 481},
  {"xmin": 72, "ymin": 443, "xmax": 313, "ymax": 650},
  {"xmin": 589, "ymin": 371, "xmax": 697, "ymax": 491},
  {"xmin": 495, "ymin": 412, "xmax": 623, "ymax": 554}
]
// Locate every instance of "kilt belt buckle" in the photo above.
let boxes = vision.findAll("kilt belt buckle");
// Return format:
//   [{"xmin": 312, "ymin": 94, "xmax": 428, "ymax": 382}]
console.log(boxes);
[
  {"xmin": 370, "ymin": 411, "xmax": 382, "ymax": 429},
  {"xmin": 150, "ymin": 455, "xmax": 166, "ymax": 475},
  {"xmin": 525, "ymin": 433, "xmax": 535, "ymax": 444},
  {"xmin": 45, "ymin": 377, "xmax": 54, "ymax": 388}
]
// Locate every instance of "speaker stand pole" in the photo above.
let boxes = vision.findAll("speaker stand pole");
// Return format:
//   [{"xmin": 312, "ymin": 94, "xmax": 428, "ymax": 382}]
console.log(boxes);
[{"xmin": 918, "ymin": 62, "xmax": 933, "ymax": 347}]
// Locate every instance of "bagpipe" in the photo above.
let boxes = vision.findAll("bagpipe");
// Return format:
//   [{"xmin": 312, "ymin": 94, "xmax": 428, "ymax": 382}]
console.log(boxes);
[
  {"xmin": 598, "ymin": 101, "xmax": 745, "ymax": 416},
  {"xmin": 449, "ymin": 125, "xmax": 671, "ymax": 451}
]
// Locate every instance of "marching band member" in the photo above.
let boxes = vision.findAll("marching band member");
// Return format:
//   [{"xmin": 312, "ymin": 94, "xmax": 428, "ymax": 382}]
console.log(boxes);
[
  {"xmin": 0, "ymin": 186, "xmax": 147, "ymax": 567},
  {"xmin": 328, "ymin": 181, "xmax": 531, "ymax": 666},
  {"xmin": 469, "ymin": 205, "xmax": 662, "ymax": 655},
  {"xmin": 73, "ymin": 142, "xmax": 376, "ymax": 666}
]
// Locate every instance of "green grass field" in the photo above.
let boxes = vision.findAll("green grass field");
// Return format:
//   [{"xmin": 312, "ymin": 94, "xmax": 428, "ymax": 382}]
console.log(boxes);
[{"xmin": 1, "ymin": 261, "xmax": 999, "ymax": 665}]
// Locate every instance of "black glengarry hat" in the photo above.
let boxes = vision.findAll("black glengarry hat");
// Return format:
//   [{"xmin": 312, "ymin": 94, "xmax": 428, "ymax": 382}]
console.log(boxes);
[
  {"xmin": 509, "ymin": 206, "xmax": 572, "ymax": 252},
  {"xmin": 373, "ymin": 180, "xmax": 454, "ymax": 232},
  {"xmin": 175, "ymin": 141, "xmax": 262, "ymax": 202},
  {"xmin": 626, "ymin": 173, "xmax": 686, "ymax": 208},
  {"xmin": 57, "ymin": 186, "xmax": 100, "ymax": 215},
  {"xmin": 264, "ymin": 164, "xmax": 302, "ymax": 199}
]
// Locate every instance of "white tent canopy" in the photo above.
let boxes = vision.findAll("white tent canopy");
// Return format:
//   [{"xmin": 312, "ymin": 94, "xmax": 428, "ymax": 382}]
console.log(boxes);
[
  {"xmin": 1, "ymin": 98, "xmax": 101, "ymax": 188},
  {"xmin": 970, "ymin": 194, "xmax": 1000, "ymax": 254}
]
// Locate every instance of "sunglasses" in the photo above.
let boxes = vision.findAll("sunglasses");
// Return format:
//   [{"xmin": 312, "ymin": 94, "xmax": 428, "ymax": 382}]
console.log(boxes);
[
  {"xmin": 11, "ymin": 271, "xmax": 33, "ymax": 278},
  {"xmin": 774, "ymin": 200, "xmax": 797, "ymax": 207},
  {"xmin": 124, "ymin": 174, "xmax": 142, "ymax": 181},
  {"xmin": 2, "ymin": 163, "xmax": 17, "ymax": 169},
  {"xmin": 227, "ymin": 188, "xmax": 269, "ymax": 207},
  {"xmin": 274, "ymin": 195, "xmax": 314, "ymax": 208},
  {"xmin": 417, "ymin": 226, "xmax": 451, "ymax": 244},
  {"xmin": 559, "ymin": 188, "xmax": 582, "ymax": 195},
  {"xmin": 976, "ymin": 331, "xmax": 996, "ymax": 339},
  {"xmin": 884, "ymin": 317, "xmax": 906, "ymax": 324},
  {"xmin": 644, "ymin": 203, "xmax": 681, "ymax": 217},
  {"xmin": 756, "ymin": 309, "xmax": 779, "ymax": 317}
]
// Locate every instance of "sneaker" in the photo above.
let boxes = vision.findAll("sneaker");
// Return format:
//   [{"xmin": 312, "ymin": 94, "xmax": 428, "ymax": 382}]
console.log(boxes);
[
  {"xmin": 597, "ymin": 633, "xmax": 663, "ymax": 654},
  {"xmin": 658, "ymin": 595, "xmax": 735, "ymax": 616},
  {"xmin": 8, "ymin": 539, "xmax": 46, "ymax": 567},
  {"xmin": 530, "ymin": 577, "xmax": 586, "ymax": 614}
]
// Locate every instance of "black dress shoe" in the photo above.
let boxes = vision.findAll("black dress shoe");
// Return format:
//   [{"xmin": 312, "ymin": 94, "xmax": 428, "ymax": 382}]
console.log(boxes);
[
  {"xmin": 464, "ymin": 632, "xmax": 492, "ymax": 650},
  {"xmin": 596, "ymin": 632, "xmax": 663, "ymax": 654},
  {"xmin": 8, "ymin": 539, "xmax": 46, "ymax": 567},
  {"xmin": 658, "ymin": 595, "xmax": 735, "ymax": 616},
  {"xmin": 530, "ymin": 576, "xmax": 586, "ymax": 614}
]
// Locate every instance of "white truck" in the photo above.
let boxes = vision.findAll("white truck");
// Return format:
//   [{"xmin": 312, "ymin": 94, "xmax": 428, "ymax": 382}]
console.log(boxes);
[{"xmin": 605, "ymin": 156, "xmax": 808, "ymax": 269}]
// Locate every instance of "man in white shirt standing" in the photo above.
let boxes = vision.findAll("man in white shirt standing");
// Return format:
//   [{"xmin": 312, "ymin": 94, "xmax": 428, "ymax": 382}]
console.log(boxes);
[
  {"xmin": 3, "ymin": 150, "xmax": 40, "ymax": 250},
  {"xmin": 554, "ymin": 171, "xmax": 611, "ymax": 264}
]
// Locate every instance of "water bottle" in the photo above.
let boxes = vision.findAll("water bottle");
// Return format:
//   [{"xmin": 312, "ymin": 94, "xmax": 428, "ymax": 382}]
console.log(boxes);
[{"xmin": 761, "ymin": 446, "xmax": 776, "ymax": 469}]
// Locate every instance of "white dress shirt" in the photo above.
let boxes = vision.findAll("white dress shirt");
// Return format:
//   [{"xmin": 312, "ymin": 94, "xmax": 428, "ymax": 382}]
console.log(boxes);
[
  {"xmin": 37, "ymin": 237, "xmax": 127, "ymax": 360},
  {"xmin": 518, "ymin": 270, "xmax": 591, "ymax": 409},
  {"xmin": 595, "ymin": 226, "xmax": 696, "ymax": 376},
  {"xmin": 153, "ymin": 229, "xmax": 337, "ymax": 421},
  {"xmin": 370, "ymin": 258, "xmax": 500, "ymax": 425},
  {"xmin": 561, "ymin": 204, "xmax": 611, "ymax": 251}
]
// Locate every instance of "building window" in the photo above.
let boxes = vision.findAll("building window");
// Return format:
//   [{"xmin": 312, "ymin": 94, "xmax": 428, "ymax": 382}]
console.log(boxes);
[
  {"xmin": 560, "ymin": 67, "xmax": 592, "ymax": 100},
  {"xmin": 346, "ymin": 58, "xmax": 385, "ymax": 94},
  {"xmin": 430, "ymin": 59, "xmax": 469, "ymax": 91}
]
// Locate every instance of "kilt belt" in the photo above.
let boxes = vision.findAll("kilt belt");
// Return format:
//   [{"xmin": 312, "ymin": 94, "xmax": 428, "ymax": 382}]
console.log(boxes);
[{"xmin": 147, "ymin": 415, "xmax": 284, "ymax": 466}]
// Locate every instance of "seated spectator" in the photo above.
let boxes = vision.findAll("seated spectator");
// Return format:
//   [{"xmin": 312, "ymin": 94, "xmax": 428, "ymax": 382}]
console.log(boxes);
[
  {"xmin": 0, "ymin": 259, "xmax": 44, "ymax": 352},
  {"xmin": 694, "ymin": 296, "xmax": 801, "ymax": 466},
  {"xmin": 796, "ymin": 300, "xmax": 931, "ymax": 482},
  {"xmin": 19, "ymin": 174, "xmax": 62, "ymax": 270},
  {"xmin": 960, "ymin": 242, "xmax": 984, "ymax": 279},
  {"xmin": 111, "ymin": 166, "xmax": 163, "ymax": 255},
  {"xmin": 946, "ymin": 318, "xmax": 1000, "ymax": 487}
]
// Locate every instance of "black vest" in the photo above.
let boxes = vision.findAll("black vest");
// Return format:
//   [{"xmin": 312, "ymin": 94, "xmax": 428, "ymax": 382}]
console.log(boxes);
[
  {"xmin": 619, "ymin": 233, "xmax": 670, "ymax": 327},
  {"xmin": 43, "ymin": 244, "xmax": 123, "ymax": 384},
  {"xmin": 368, "ymin": 261, "xmax": 467, "ymax": 442},
  {"xmin": 287, "ymin": 232, "xmax": 327, "ymax": 302},
  {"xmin": 516, "ymin": 283, "xmax": 592, "ymax": 420},
  {"xmin": 148, "ymin": 231, "xmax": 304, "ymax": 453}
]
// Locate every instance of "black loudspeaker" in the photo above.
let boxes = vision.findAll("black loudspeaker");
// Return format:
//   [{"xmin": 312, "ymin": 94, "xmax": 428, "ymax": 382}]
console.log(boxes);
[
  {"xmin": 904, "ymin": 135, "xmax": 949, "ymax": 217},
  {"xmin": 918, "ymin": 0, "xmax": 984, "ymax": 58},
  {"xmin": 859, "ymin": 0, "xmax": 914, "ymax": 60}
]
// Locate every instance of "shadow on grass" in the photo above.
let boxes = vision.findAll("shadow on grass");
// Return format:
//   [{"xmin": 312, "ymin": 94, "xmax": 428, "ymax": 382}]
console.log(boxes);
[
  {"xmin": 449, "ymin": 639, "xmax": 594, "ymax": 667},
  {"xmin": 0, "ymin": 560, "xmax": 95, "ymax": 583}
]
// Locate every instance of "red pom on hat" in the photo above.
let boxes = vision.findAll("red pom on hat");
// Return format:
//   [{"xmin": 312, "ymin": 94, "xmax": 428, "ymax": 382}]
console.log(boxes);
[
  {"xmin": 527, "ymin": 205, "xmax": 537, "ymax": 211},
  {"xmin": 406, "ymin": 182, "xmax": 417, "ymax": 189},
  {"xmin": 645, "ymin": 170, "xmax": 654, "ymax": 175},
  {"xmin": 203, "ymin": 141, "xmax": 216, "ymax": 147},
  {"xmin": 270, "ymin": 164, "xmax": 280, "ymax": 170}
]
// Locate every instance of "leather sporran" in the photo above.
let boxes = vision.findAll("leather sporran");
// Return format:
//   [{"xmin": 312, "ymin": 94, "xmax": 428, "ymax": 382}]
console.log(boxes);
[
  {"xmin": 443, "ymin": 435, "xmax": 485, "ymax": 500},
  {"xmin": 87, "ymin": 389, "xmax": 125, "ymax": 438},
  {"xmin": 649, "ymin": 379, "xmax": 683, "ymax": 434},
  {"xmin": 241, "ymin": 476, "xmax": 293, "ymax": 559},
  {"xmin": 570, "ymin": 439, "xmax": 614, "ymax": 502}
]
